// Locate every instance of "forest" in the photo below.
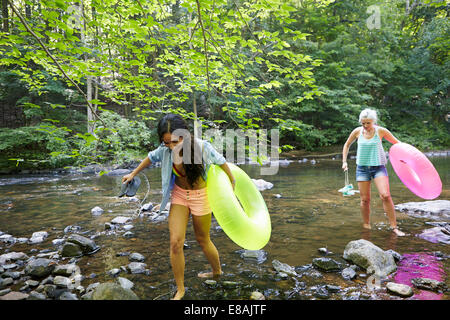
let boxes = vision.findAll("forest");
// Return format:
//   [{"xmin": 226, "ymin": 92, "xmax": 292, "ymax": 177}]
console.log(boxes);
[{"xmin": 0, "ymin": 0, "xmax": 448, "ymax": 172}]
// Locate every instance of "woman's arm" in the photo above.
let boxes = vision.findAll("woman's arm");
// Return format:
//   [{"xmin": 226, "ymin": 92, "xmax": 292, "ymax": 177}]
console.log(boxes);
[
  {"xmin": 122, "ymin": 156, "xmax": 152, "ymax": 184},
  {"xmin": 219, "ymin": 162, "xmax": 236, "ymax": 190},
  {"xmin": 379, "ymin": 127, "xmax": 400, "ymax": 144},
  {"xmin": 342, "ymin": 128, "xmax": 359, "ymax": 171}
]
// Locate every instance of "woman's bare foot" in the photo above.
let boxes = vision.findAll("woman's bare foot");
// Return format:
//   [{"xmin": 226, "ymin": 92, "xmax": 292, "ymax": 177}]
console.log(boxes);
[
  {"xmin": 363, "ymin": 223, "xmax": 371, "ymax": 229},
  {"xmin": 197, "ymin": 271, "xmax": 223, "ymax": 278},
  {"xmin": 392, "ymin": 227, "xmax": 406, "ymax": 236},
  {"xmin": 171, "ymin": 288, "xmax": 185, "ymax": 300}
]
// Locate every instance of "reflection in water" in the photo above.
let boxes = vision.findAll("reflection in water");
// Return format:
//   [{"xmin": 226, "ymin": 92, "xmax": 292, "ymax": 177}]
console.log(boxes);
[{"xmin": 0, "ymin": 157, "xmax": 448, "ymax": 299}]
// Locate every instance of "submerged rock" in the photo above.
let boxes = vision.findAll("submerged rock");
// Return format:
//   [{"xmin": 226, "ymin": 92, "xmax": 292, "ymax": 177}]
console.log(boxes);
[
  {"xmin": 417, "ymin": 227, "xmax": 450, "ymax": 245},
  {"xmin": 91, "ymin": 206, "xmax": 104, "ymax": 216},
  {"xmin": 343, "ymin": 239, "xmax": 396, "ymax": 277},
  {"xmin": 272, "ymin": 260, "xmax": 297, "ymax": 277},
  {"xmin": 237, "ymin": 249, "xmax": 267, "ymax": 264},
  {"xmin": 252, "ymin": 179, "xmax": 274, "ymax": 191},
  {"xmin": 411, "ymin": 278, "xmax": 447, "ymax": 293},
  {"xmin": 312, "ymin": 257, "xmax": 342, "ymax": 272},
  {"xmin": 91, "ymin": 282, "xmax": 139, "ymax": 300}
]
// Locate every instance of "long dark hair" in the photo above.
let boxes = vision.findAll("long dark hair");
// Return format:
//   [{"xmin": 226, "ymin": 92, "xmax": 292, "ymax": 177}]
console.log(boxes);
[{"xmin": 157, "ymin": 114, "xmax": 204, "ymax": 188}]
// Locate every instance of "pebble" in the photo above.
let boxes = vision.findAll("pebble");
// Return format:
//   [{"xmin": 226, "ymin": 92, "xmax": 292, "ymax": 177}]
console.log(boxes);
[{"xmin": 91, "ymin": 206, "xmax": 104, "ymax": 216}]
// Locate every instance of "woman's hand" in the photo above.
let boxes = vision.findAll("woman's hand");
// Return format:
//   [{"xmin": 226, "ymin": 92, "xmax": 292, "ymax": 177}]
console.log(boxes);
[
  {"xmin": 122, "ymin": 173, "xmax": 135, "ymax": 184},
  {"xmin": 342, "ymin": 161, "xmax": 348, "ymax": 171}
]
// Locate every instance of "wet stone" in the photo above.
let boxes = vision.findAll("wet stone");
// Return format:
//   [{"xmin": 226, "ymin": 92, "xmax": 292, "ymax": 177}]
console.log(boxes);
[
  {"xmin": 342, "ymin": 265, "xmax": 358, "ymax": 280},
  {"xmin": 272, "ymin": 260, "xmax": 297, "ymax": 277},
  {"xmin": 237, "ymin": 249, "xmax": 268, "ymax": 264},
  {"xmin": 129, "ymin": 253, "xmax": 145, "ymax": 262},
  {"xmin": 312, "ymin": 257, "xmax": 342, "ymax": 272},
  {"xmin": 60, "ymin": 242, "xmax": 83, "ymax": 257},
  {"xmin": 386, "ymin": 282, "xmax": 414, "ymax": 297},
  {"xmin": 411, "ymin": 278, "xmax": 447, "ymax": 292}
]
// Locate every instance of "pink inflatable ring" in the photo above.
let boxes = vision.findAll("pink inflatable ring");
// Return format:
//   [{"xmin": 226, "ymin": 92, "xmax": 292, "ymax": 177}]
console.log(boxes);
[{"xmin": 389, "ymin": 143, "xmax": 442, "ymax": 199}]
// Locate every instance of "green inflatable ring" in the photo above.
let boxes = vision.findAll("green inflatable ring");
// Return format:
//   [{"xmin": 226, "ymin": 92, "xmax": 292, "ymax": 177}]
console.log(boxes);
[{"xmin": 207, "ymin": 163, "xmax": 271, "ymax": 250}]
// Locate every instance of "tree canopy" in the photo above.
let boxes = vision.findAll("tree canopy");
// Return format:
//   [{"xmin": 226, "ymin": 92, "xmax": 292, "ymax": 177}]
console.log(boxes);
[{"xmin": 0, "ymin": 0, "xmax": 448, "ymax": 171}]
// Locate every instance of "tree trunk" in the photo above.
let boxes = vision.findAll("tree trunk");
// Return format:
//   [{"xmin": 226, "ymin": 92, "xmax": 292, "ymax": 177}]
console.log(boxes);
[{"xmin": 2, "ymin": 0, "xmax": 8, "ymax": 33}]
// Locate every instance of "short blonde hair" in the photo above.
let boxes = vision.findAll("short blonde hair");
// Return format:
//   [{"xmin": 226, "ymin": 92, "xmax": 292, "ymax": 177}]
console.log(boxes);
[{"xmin": 359, "ymin": 108, "xmax": 378, "ymax": 124}]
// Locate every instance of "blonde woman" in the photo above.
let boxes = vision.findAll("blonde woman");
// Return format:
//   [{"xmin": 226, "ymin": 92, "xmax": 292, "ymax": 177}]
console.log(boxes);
[{"xmin": 342, "ymin": 109, "xmax": 405, "ymax": 236}]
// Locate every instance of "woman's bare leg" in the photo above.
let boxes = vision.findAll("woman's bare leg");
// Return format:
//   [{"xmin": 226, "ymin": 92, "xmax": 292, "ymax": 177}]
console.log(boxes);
[
  {"xmin": 373, "ymin": 176, "xmax": 405, "ymax": 236},
  {"xmin": 168, "ymin": 204, "xmax": 190, "ymax": 300},
  {"xmin": 358, "ymin": 181, "xmax": 372, "ymax": 229},
  {"xmin": 192, "ymin": 213, "xmax": 222, "ymax": 278}
]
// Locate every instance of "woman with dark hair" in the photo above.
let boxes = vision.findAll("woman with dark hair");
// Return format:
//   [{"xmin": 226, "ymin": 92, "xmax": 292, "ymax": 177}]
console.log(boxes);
[{"xmin": 122, "ymin": 114, "xmax": 235, "ymax": 300}]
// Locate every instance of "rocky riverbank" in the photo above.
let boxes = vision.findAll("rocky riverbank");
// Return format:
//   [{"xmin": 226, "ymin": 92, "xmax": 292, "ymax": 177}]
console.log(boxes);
[{"xmin": 1, "ymin": 201, "xmax": 449, "ymax": 300}]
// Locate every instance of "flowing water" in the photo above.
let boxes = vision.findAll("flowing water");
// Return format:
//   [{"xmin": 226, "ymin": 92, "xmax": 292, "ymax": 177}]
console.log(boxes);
[{"xmin": 0, "ymin": 157, "xmax": 449, "ymax": 300}]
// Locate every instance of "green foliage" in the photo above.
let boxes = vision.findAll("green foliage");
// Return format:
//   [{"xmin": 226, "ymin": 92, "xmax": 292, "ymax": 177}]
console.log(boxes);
[
  {"xmin": 0, "ymin": 0, "xmax": 448, "ymax": 173},
  {"xmin": 73, "ymin": 111, "xmax": 156, "ymax": 166}
]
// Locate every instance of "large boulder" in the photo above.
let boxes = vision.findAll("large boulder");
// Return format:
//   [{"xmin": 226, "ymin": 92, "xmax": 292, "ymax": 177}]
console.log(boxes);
[
  {"xmin": 91, "ymin": 282, "xmax": 139, "ymax": 300},
  {"xmin": 343, "ymin": 239, "xmax": 396, "ymax": 277}
]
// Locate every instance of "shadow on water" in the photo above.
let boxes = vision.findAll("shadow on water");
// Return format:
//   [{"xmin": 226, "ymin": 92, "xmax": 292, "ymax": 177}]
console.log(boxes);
[{"xmin": 0, "ymin": 157, "xmax": 449, "ymax": 300}]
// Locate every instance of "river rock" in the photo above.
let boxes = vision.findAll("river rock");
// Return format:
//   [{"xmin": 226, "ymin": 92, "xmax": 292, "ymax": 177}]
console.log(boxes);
[
  {"xmin": 250, "ymin": 291, "xmax": 265, "ymax": 300},
  {"xmin": 312, "ymin": 257, "xmax": 342, "ymax": 272},
  {"xmin": 24, "ymin": 258, "xmax": 56, "ymax": 279},
  {"xmin": 0, "ymin": 277, "xmax": 13, "ymax": 289},
  {"xmin": 343, "ymin": 239, "xmax": 396, "ymax": 277},
  {"xmin": 0, "ymin": 252, "xmax": 29, "ymax": 265},
  {"xmin": 60, "ymin": 242, "xmax": 82, "ymax": 257},
  {"xmin": 53, "ymin": 276, "xmax": 72, "ymax": 288},
  {"xmin": 395, "ymin": 200, "xmax": 450, "ymax": 219},
  {"xmin": 91, "ymin": 206, "xmax": 104, "ymax": 216},
  {"xmin": 0, "ymin": 291, "xmax": 29, "ymax": 300},
  {"xmin": 341, "ymin": 265, "xmax": 357, "ymax": 280},
  {"xmin": 127, "ymin": 262, "xmax": 147, "ymax": 274},
  {"xmin": 27, "ymin": 291, "xmax": 47, "ymax": 300},
  {"xmin": 104, "ymin": 169, "xmax": 131, "ymax": 176},
  {"xmin": 129, "ymin": 253, "xmax": 145, "ymax": 262},
  {"xmin": 386, "ymin": 282, "xmax": 414, "ymax": 297},
  {"xmin": 272, "ymin": 260, "xmax": 297, "ymax": 277},
  {"xmin": 53, "ymin": 264, "xmax": 78, "ymax": 276},
  {"xmin": 58, "ymin": 291, "xmax": 78, "ymax": 300},
  {"xmin": 252, "ymin": 179, "xmax": 274, "ymax": 191},
  {"xmin": 91, "ymin": 282, "xmax": 139, "ymax": 300},
  {"xmin": 111, "ymin": 216, "xmax": 132, "ymax": 224},
  {"xmin": 117, "ymin": 277, "xmax": 134, "ymax": 290},
  {"xmin": 237, "ymin": 249, "xmax": 267, "ymax": 264},
  {"xmin": 411, "ymin": 278, "xmax": 447, "ymax": 292},
  {"xmin": 417, "ymin": 227, "xmax": 450, "ymax": 245},
  {"xmin": 0, "ymin": 234, "xmax": 15, "ymax": 244},
  {"xmin": 67, "ymin": 234, "xmax": 99, "ymax": 254}
]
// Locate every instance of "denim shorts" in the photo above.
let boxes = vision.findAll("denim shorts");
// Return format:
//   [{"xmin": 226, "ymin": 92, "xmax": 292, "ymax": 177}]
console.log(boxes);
[{"xmin": 356, "ymin": 165, "xmax": 388, "ymax": 182}]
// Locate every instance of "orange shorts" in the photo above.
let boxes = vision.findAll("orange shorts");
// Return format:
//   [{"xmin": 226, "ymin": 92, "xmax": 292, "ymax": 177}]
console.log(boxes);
[{"xmin": 170, "ymin": 184, "xmax": 212, "ymax": 216}]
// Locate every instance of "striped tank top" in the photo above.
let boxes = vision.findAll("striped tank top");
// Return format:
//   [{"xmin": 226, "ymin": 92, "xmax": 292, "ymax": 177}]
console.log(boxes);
[{"xmin": 356, "ymin": 126, "xmax": 387, "ymax": 166}]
